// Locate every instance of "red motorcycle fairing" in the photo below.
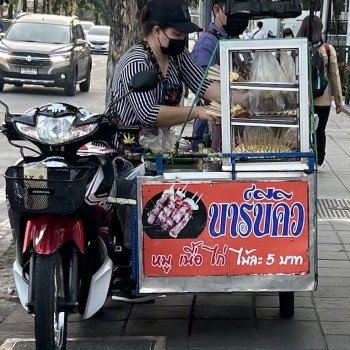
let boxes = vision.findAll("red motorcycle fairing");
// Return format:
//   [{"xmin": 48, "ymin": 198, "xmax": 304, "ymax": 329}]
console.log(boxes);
[{"xmin": 23, "ymin": 215, "xmax": 85, "ymax": 255}]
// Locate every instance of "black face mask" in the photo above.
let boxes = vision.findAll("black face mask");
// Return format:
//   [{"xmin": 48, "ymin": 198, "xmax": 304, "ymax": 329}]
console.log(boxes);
[
  {"xmin": 159, "ymin": 31, "xmax": 186, "ymax": 57},
  {"xmin": 223, "ymin": 17, "xmax": 249, "ymax": 38}
]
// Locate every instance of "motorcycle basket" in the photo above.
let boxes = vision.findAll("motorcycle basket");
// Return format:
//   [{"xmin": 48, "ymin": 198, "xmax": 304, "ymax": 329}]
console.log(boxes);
[{"xmin": 4, "ymin": 166, "xmax": 91, "ymax": 214}]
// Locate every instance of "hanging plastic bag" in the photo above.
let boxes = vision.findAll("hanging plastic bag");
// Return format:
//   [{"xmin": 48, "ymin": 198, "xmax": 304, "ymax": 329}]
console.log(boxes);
[
  {"xmin": 279, "ymin": 51, "xmax": 298, "ymax": 110},
  {"xmin": 249, "ymin": 52, "xmax": 285, "ymax": 114},
  {"xmin": 139, "ymin": 127, "xmax": 164, "ymax": 153},
  {"xmin": 139, "ymin": 127, "xmax": 175, "ymax": 153},
  {"xmin": 112, "ymin": 157, "xmax": 140, "ymax": 249}
]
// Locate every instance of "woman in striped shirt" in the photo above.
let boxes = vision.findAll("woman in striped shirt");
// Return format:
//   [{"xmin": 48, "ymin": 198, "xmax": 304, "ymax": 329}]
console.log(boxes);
[{"xmin": 107, "ymin": 0, "xmax": 220, "ymax": 131}]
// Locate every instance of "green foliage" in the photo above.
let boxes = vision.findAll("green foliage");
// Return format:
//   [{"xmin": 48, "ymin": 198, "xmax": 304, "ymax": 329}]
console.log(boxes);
[{"xmin": 188, "ymin": 0, "xmax": 201, "ymax": 7}]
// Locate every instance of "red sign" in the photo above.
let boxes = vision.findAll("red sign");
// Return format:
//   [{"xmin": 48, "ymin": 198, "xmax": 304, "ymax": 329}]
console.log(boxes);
[{"xmin": 141, "ymin": 181, "xmax": 309, "ymax": 277}]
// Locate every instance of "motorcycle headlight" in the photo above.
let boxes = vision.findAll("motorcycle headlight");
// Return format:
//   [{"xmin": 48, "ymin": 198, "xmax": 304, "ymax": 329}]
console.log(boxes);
[
  {"xmin": 50, "ymin": 52, "xmax": 71, "ymax": 63},
  {"xmin": 15, "ymin": 115, "xmax": 98, "ymax": 145},
  {"xmin": 0, "ymin": 49, "xmax": 11, "ymax": 61}
]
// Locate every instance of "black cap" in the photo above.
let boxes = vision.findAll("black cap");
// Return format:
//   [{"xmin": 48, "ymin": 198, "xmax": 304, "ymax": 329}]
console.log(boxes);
[
  {"xmin": 283, "ymin": 27, "xmax": 294, "ymax": 37},
  {"xmin": 148, "ymin": 0, "xmax": 203, "ymax": 34}
]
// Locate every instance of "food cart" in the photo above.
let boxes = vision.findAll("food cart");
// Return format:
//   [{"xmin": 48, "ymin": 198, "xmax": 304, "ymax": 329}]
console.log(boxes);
[{"xmin": 132, "ymin": 38, "xmax": 317, "ymax": 318}]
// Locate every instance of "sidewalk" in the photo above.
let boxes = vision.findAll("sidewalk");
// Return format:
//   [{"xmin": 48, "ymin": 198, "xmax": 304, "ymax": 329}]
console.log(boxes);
[{"xmin": 0, "ymin": 107, "xmax": 350, "ymax": 349}]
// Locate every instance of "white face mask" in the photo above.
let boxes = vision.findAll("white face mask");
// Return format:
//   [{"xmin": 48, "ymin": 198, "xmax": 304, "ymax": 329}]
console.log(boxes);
[{"xmin": 284, "ymin": 35, "xmax": 293, "ymax": 38}]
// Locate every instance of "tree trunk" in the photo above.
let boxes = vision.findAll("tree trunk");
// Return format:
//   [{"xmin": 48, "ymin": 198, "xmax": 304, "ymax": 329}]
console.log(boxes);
[
  {"xmin": 106, "ymin": 0, "xmax": 148, "ymax": 106},
  {"xmin": 34, "ymin": 0, "xmax": 38, "ymax": 13},
  {"xmin": 42, "ymin": 0, "xmax": 46, "ymax": 13},
  {"xmin": 7, "ymin": 4, "xmax": 13, "ymax": 19},
  {"xmin": 22, "ymin": 0, "xmax": 27, "ymax": 12}
]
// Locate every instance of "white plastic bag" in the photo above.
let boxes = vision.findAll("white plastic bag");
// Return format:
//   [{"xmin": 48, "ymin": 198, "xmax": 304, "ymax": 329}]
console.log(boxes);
[
  {"xmin": 249, "ymin": 52, "xmax": 285, "ymax": 114},
  {"xmin": 279, "ymin": 51, "xmax": 298, "ymax": 110},
  {"xmin": 139, "ymin": 127, "xmax": 175, "ymax": 153}
]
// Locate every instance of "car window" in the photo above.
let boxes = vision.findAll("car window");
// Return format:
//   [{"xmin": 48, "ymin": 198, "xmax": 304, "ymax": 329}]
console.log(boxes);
[
  {"xmin": 87, "ymin": 26, "xmax": 110, "ymax": 36},
  {"xmin": 6, "ymin": 22, "xmax": 71, "ymax": 44},
  {"xmin": 81, "ymin": 22, "xmax": 94, "ymax": 32},
  {"xmin": 75, "ymin": 25, "xmax": 85, "ymax": 40}
]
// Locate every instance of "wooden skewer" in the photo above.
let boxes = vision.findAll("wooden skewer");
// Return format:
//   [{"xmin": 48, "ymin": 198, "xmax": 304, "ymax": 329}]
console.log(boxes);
[
  {"xmin": 195, "ymin": 193, "xmax": 203, "ymax": 204},
  {"xmin": 211, "ymin": 101, "xmax": 221, "ymax": 109},
  {"xmin": 191, "ymin": 191, "xmax": 199, "ymax": 200}
]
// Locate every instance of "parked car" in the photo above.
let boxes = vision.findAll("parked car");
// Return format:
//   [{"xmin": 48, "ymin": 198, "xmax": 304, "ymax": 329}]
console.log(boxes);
[
  {"xmin": 80, "ymin": 20, "xmax": 94, "ymax": 35},
  {"xmin": 86, "ymin": 25, "xmax": 110, "ymax": 54},
  {"xmin": 0, "ymin": 13, "xmax": 92, "ymax": 96}
]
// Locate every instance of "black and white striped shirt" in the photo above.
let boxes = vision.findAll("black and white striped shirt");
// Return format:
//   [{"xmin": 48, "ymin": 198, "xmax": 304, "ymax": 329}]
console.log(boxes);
[{"xmin": 106, "ymin": 44, "xmax": 211, "ymax": 127}]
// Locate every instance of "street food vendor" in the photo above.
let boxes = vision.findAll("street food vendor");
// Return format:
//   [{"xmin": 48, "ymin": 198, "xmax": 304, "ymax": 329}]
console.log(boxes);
[{"xmin": 106, "ymin": 0, "xmax": 221, "ymax": 152}]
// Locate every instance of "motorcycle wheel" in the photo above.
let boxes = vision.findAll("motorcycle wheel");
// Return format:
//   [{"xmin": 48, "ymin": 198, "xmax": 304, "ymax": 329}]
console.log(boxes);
[{"xmin": 34, "ymin": 252, "xmax": 68, "ymax": 350}]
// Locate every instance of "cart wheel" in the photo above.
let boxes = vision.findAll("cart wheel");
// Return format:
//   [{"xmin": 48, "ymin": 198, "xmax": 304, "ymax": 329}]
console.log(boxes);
[{"xmin": 279, "ymin": 292, "xmax": 294, "ymax": 319}]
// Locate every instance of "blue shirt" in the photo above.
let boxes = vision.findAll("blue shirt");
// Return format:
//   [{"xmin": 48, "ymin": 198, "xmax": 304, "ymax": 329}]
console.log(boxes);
[{"xmin": 191, "ymin": 23, "xmax": 229, "ymax": 68}]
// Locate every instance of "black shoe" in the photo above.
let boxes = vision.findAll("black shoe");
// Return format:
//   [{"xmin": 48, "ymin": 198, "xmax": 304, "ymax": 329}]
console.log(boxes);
[{"xmin": 111, "ymin": 289, "xmax": 155, "ymax": 304}]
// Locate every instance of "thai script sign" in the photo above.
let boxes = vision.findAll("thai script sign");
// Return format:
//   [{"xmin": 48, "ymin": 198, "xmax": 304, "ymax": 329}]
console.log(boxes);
[{"xmin": 141, "ymin": 181, "xmax": 309, "ymax": 277}]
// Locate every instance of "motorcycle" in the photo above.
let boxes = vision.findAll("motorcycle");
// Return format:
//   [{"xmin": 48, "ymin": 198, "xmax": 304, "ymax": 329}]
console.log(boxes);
[{"xmin": 0, "ymin": 70, "xmax": 158, "ymax": 350}]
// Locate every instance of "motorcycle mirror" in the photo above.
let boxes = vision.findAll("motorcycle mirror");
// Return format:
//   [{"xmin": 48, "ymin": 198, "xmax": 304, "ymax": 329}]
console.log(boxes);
[{"xmin": 128, "ymin": 70, "xmax": 159, "ymax": 93}]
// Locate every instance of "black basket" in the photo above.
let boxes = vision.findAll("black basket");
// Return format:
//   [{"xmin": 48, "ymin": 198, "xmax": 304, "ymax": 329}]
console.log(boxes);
[
  {"xmin": 4, "ymin": 166, "xmax": 91, "ymax": 214},
  {"xmin": 224, "ymin": 0, "xmax": 302, "ymax": 19}
]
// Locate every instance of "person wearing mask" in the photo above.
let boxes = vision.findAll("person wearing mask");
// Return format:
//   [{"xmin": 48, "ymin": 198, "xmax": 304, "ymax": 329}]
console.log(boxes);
[
  {"xmin": 251, "ymin": 21, "xmax": 267, "ymax": 39},
  {"xmin": 191, "ymin": 0, "xmax": 250, "ymax": 151},
  {"xmin": 106, "ymin": 0, "xmax": 220, "ymax": 303},
  {"xmin": 297, "ymin": 16, "xmax": 342, "ymax": 171},
  {"xmin": 107, "ymin": 0, "xmax": 220, "ymax": 133}
]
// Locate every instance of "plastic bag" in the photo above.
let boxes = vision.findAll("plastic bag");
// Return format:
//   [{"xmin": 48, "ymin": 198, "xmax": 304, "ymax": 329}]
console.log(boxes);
[
  {"xmin": 139, "ymin": 127, "xmax": 175, "ymax": 153},
  {"xmin": 139, "ymin": 128, "xmax": 163, "ymax": 153},
  {"xmin": 279, "ymin": 51, "xmax": 297, "ymax": 109},
  {"xmin": 249, "ymin": 52, "xmax": 285, "ymax": 114},
  {"xmin": 112, "ymin": 157, "xmax": 140, "ymax": 249}
]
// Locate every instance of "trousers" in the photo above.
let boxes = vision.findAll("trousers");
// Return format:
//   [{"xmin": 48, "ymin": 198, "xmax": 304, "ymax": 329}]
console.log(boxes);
[{"xmin": 314, "ymin": 105, "xmax": 331, "ymax": 165}]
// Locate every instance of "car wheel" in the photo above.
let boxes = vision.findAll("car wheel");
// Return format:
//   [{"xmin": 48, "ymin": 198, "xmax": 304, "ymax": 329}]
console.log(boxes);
[
  {"xmin": 0, "ymin": 78, "xmax": 4, "ymax": 92},
  {"xmin": 14, "ymin": 83, "xmax": 23, "ymax": 87},
  {"xmin": 79, "ymin": 63, "xmax": 91, "ymax": 92},
  {"xmin": 64, "ymin": 69, "xmax": 77, "ymax": 96}
]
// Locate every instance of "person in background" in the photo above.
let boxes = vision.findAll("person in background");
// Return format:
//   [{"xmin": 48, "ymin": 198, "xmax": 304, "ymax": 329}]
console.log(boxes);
[
  {"xmin": 243, "ymin": 27, "xmax": 252, "ymax": 39},
  {"xmin": 297, "ymin": 16, "xmax": 342, "ymax": 171},
  {"xmin": 283, "ymin": 27, "xmax": 294, "ymax": 38},
  {"xmin": 191, "ymin": 0, "xmax": 250, "ymax": 151},
  {"xmin": 251, "ymin": 21, "xmax": 267, "ymax": 39},
  {"xmin": 0, "ymin": 0, "xmax": 8, "ymax": 18}
]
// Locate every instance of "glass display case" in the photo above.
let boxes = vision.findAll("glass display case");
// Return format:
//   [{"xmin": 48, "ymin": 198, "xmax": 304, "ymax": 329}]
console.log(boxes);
[{"xmin": 220, "ymin": 38, "xmax": 311, "ymax": 175}]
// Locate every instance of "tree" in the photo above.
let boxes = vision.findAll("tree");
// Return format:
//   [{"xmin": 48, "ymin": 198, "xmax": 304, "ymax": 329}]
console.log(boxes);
[{"xmin": 106, "ymin": 0, "xmax": 147, "ymax": 102}]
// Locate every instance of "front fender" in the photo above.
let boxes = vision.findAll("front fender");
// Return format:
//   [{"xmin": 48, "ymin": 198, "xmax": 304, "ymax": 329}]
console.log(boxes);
[{"xmin": 23, "ymin": 215, "xmax": 84, "ymax": 255}]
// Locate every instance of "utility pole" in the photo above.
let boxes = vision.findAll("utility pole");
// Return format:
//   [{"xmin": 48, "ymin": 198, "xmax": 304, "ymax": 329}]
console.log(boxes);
[
  {"xmin": 321, "ymin": 0, "xmax": 330, "ymax": 41},
  {"xmin": 199, "ymin": 0, "xmax": 212, "ymax": 31}
]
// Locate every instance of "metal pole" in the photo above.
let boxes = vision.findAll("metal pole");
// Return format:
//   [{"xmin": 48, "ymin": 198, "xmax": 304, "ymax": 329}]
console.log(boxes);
[
  {"xmin": 321, "ymin": 0, "xmax": 330, "ymax": 41},
  {"xmin": 345, "ymin": 0, "xmax": 350, "ymax": 105},
  {"xmin": 201, "ymin": 0, "xmax": 212, "ymax": 31},
  {"xmin": 346, "ymin": 0, "xmax": 350, "ymax": 47},
  {"xmin": 309, "ymin": 0, "xmax": 315, "ymax": 43}
]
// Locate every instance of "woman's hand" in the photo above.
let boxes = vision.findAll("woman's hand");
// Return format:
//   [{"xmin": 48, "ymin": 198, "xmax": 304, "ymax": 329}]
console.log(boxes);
[
  {"xmin": 335, "ymin": 101, "xmax": 342, "ymax": 114},
  {"xmin": 192, "ymin": 106, "xmax": 220, "ymax": 122}
]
